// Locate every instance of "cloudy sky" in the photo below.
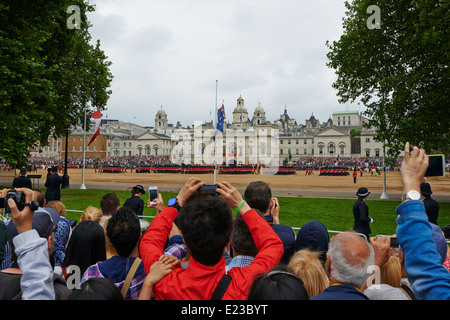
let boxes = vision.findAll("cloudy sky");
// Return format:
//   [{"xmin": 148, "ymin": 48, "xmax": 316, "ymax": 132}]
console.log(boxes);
[{"xmin": 87, "ymin": 0, "xmax": 362, "ymax": 128}]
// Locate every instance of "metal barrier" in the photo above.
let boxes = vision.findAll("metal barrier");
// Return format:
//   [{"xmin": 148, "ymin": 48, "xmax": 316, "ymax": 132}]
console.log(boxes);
[{"xmin": 60, "ymin": 210, "xmax": 450, "ymax": 244}]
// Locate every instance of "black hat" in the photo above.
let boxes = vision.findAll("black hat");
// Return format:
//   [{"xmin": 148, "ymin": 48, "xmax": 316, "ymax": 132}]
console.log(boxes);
[
  {"xmin": 133, "ymin": 185, "xmax": 145, "ymax": 194},
  {"xmin": 356, "ymin": 187, "xmax": 370, "ymax": 197},
  {"xmin": 20, "ymin": 167, "xmax": 27, "ymax": 175},
  {"xmin": 420, "ymin": 182, "xmax": 432, "ymax": 196}
]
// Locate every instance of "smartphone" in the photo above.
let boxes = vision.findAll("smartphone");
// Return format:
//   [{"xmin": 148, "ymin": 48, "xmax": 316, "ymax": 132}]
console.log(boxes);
[
  {"xmin": 425, "ymin": 155, "xmax": 445, "ymax": 177},
  {"xmin": 148, "ymin": 186, "xmax": 158, "ymax": 205},
  {"xmin": 390, "ymin": 237, "xmax": 399, "ymax": 248},
  {"xmin": 199, "ymin": 184, "xmax": 218, "ymax": 191}
]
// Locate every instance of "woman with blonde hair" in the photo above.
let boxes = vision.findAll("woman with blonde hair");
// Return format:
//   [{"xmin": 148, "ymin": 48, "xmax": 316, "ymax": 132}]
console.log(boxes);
[
  {"xmin": 81, "ymin": 206, "xmax": 103, "ymax": 224},
  {"xmin": 288, "ymin": 249, "xmax": 329, "ymax": 298}
]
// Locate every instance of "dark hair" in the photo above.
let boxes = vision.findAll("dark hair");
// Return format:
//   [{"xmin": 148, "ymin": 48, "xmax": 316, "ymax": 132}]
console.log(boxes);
[
  {"xmin": 247, "ymin": 266, "xmax": 309, "ymax": 300},
  {"xmin": 107, "ymin": 207, "xmax": 141, "ymax": 257},
  {"xmin": 68, "ymin": 278, "xmax": 123, "ymax": 300},
  {"xmin": 62, "ymin": 220, "xmax": 106, "ymax": 276},
  {"xmin": 178, "ymin": 191, "xmax": 232, "ymax": 266},
  {"xmin": 244, "ymin": 181, "xmax": 272, "ymax": 213},
  {"xmin": 100, "ymin": 193, "xmax": 120, "ymax": 216},
  {"xmin": 231, "ymin": 209, "xmax": 260, "ymax": 257},
  {"xmin": 32, "ymin": 189, "xmax": 45, "ymax": 207}
]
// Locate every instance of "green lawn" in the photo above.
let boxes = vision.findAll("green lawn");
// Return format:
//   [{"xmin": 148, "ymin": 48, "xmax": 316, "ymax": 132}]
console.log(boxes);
[{"xmin": 58, "ymin": 188, "xmax": 450, "ymax": 237}]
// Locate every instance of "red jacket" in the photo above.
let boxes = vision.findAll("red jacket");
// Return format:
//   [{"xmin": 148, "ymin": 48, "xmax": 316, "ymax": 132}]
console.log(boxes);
[{"xmin": 139, "ymin": 206, "xmax": 284, "ymax": 300}]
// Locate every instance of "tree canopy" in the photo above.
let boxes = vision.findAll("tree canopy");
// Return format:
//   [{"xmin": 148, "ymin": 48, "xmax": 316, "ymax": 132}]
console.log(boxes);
[
  {"xmin": 326, "ymin": 0, "xmax": 449, "ymax": 156},
  {"xmin": 0, "ymin": 0, "xmax": 113, "ymax": 167}
]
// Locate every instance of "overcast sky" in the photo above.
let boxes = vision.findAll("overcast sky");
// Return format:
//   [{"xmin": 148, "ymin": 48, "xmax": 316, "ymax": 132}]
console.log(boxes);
[{"xmin": 87, "ymin": 0, "xmax": 362, "ymax": 128}]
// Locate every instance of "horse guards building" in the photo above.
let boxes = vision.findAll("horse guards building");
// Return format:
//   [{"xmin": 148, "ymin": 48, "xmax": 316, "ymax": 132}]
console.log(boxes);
[{"xmin": 33, "ymin": 95, "xmax": 387, "ymax": 167}]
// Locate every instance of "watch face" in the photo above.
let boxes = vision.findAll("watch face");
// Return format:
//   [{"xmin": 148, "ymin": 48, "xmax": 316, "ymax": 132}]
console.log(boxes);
[
  {"xmin": 408, "ymin": 190, "xmax": 421, "ymax": 200},
  {"xmin": 168, "ymin": 198, "xmax": 176, "ymax": 206}
]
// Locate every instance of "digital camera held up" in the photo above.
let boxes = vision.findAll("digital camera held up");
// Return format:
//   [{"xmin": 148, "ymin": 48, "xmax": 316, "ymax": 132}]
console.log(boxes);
[{"xmin": 0, "ymin": 190, "xmax": 39, "ymax": 213}]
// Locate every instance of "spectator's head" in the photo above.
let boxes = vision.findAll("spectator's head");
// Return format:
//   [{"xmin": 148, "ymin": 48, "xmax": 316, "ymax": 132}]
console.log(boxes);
[
  {"xmin": 45, "ymin": 200, "xmax": 66, "ymax": 217},
  {"xmin": 247, "ymin": 266, "xmax": 309, "ymax": 300},
  {"xmin": 32, "ymin": 189, "xmax": 45, "ymax": 207},
  {"xmin": 63, "ymin": 220, "xmax": 106, "ymax": 275},
  {"xmin": 295, "ymin": 220, "xmax": 329, "ymax": 263},
  {"xmin": 326, "ymin": 232, "xmax": 374, "ymax": 288},
  {"xmin": 131, "ymin": 185, "xmax": 145, "ymax": 196},
  {"xmin": 107, "ymin": 207, "xmax": 141, "ymax": 257},
  {"xmin": 19, "ymin": 167, "xmax": 26, "ymax": 175},
  {"xmin": 80, "ymin": 205, "xmax": 103, "ymax": 224},
  {"xmin": 288, "ymin": 249, "xmax": 329, "ymax": 298},
  {"xmin": 6, "ymin": 208, "xmax": 60, "ymax": 263},
  {"xmin": 179, "ymin": 190, "xmax": 232, "ymax": 266},
  {"xmin": 68, "ymin": 278, "xmax": 123, "ymax": 300},
  {"xmin": 244, "ymin": 181, "xmax": 272, "ymax": 214},
  {"xmin": 230, "ymin": 209, "xmax": 260, "ymax": 257},
  {"xmin": 380, "ymin": 256, "xmax": 401, "ymax": 287},
  {"xmin": 420, "ymin": 182, "xmax": 432, "ymax": 197},
  {"xmin": 100, "ymin": 193, "xmax": 120, "ymax": 216},
  {"xmin": 431, "ymin": 223, "xmax": 448, "ymax": 264}
]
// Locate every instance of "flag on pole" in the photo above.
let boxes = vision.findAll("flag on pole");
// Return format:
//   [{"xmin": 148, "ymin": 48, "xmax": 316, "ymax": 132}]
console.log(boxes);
[
  {"xmin": 88, "ymin": 109, "xmax": 102, "ymax": 146},
  {"xmin": 215, "ymin": 104, "xmax": 225, "ymax": 137}
]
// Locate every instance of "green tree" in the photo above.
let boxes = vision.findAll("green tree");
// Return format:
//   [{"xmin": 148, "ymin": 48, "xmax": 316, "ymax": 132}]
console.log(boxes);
[
  {"xmin": 0, "ymin": 0, "xmax": 112, "ymax": 167},
  {"xmin": 326, "ymin": 0, "xmax": 449, "ymax": 156}
]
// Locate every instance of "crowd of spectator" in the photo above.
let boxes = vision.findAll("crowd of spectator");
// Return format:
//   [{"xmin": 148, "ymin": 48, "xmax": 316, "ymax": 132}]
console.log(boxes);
[{"xmin": 0, "ymin": 143, "xmax": 448, "ymax": 301}]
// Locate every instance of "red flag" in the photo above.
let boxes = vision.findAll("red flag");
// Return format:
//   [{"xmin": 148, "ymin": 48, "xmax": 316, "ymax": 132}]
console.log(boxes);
[{"xmin": 88, "ymin": 110, "xmax": 102, "ymax": 146}]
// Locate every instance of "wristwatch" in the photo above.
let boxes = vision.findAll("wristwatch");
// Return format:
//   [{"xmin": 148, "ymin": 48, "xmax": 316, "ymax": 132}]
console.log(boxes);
[
  {"xmin": 401, "ymin": 190, "xmax": 421, "ymax": 202},
  {"xmin": 168, "ymin": 197, "xmax": 181, "ymax": 211}
]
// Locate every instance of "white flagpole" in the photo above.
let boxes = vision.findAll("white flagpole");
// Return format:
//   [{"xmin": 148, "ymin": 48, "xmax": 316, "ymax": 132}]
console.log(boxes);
[
  {"xmin": 214, "ymin": 80, "xmax": 218, "ymax": 184},
  {"xmin": 80, "ymin": 107, "xmax": 87, "ymax": 189}
]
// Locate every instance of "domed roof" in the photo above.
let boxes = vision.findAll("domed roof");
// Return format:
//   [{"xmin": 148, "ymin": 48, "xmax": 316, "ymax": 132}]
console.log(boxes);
[
  {"xmin": 254, "ymin": 103, "xmax": 264, "ymax": 113},
  {"xmin": 156, "ymin": 106, "xmax": 166, "ymax": 115}
]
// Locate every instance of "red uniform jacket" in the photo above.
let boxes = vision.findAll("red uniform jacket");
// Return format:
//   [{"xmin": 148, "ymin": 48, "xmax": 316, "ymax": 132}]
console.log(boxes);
[{"xmin": 139, "ymin": 206, "xmax": 284, "ymax": 300}]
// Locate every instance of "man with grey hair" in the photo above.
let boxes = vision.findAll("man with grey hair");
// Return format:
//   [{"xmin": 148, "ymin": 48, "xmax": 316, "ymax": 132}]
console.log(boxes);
[{"xmin": 311, "ymin": 231, "xmax": 374, "ymax": 300}]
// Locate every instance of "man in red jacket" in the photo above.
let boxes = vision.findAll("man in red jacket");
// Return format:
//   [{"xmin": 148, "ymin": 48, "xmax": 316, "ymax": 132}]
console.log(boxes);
[{"xmin": 139, "ymin": 178, "xmax": 284, "ymax": 300}]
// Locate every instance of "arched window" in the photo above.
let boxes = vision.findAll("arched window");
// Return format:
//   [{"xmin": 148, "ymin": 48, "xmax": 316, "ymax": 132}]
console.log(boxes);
[{"xmin": 328, "ymin": 143, "xmax": 335, "ymax": 154}]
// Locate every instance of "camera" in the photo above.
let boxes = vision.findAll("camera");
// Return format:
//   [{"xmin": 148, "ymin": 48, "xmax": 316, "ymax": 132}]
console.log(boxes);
[{"xmin": 0, "ymin": 190, "xmax": 39, "ymax": 213}]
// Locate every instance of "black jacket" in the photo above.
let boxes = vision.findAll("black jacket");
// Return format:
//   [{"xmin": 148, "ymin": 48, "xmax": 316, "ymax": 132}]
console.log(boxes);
[
  {"xmin": 123, "ymin": 195, "xmax": 144, "ymax": 215},
  {"xmin": 353, "ymin": 200, "xmax": 371, "ymax": 236},
  {"xmin": 423, "ymin": 196, "xmax": 439, "ymax": 225},
  {"xmin": 45, "ymin": 173, "xmax": 62, "ymax": 201},
  {"xmin": 12, "ymin": 176, "xmax": 32, "ymax": 189}
]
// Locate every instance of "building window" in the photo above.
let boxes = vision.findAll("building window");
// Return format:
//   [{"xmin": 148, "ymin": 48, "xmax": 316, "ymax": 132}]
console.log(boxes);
[
  {"xmin": 296, "ymin": 149, "xmax": 299, "ymax": 155},
  {"xmin": 296, "ymin": 140, "xmax": 299, "ymax": 144},
  {"xmin": 319, "ymin": 147, "xmax": 323, "ymax": 154},
  {"xmin": 366, "ymin": 138, "xmax": 370, "ymax": 142},
  {"xmin": 280, "ymin": 149, "xmax": 283, "ymax": 155},
  {"xmin": 328, "ymin": 144, "xmax": 335, "ymax": 154},
  {"xmin": 375, "ymin": 150, "xmax": 380, "ymax": 157},
  {"xmin": 304, "ymin": 149, "xmax": 307, "ymax": 154},
  {"xmin": 341, "ymin": 147, "xmax": 345, "ymax": 154},
  {"xmin": 366, "ymin": 150, "xmax": 370, "ymax": 157}
]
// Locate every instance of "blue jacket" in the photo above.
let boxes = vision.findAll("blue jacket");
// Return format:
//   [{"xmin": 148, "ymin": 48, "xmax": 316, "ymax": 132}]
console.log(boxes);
[
  {"xmin": 396, "ymin": 200, "xmax": 450, "ymax": 300},
  {"xmin": 311, "ymin": 283, "xmax": 368, "ymax": 300}
]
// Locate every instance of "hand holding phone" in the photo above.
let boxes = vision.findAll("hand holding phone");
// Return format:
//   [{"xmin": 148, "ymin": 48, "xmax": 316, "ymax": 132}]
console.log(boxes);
[{"xmin": 149, "ymin": 186, "xmax": 158, "ymax": 205}]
